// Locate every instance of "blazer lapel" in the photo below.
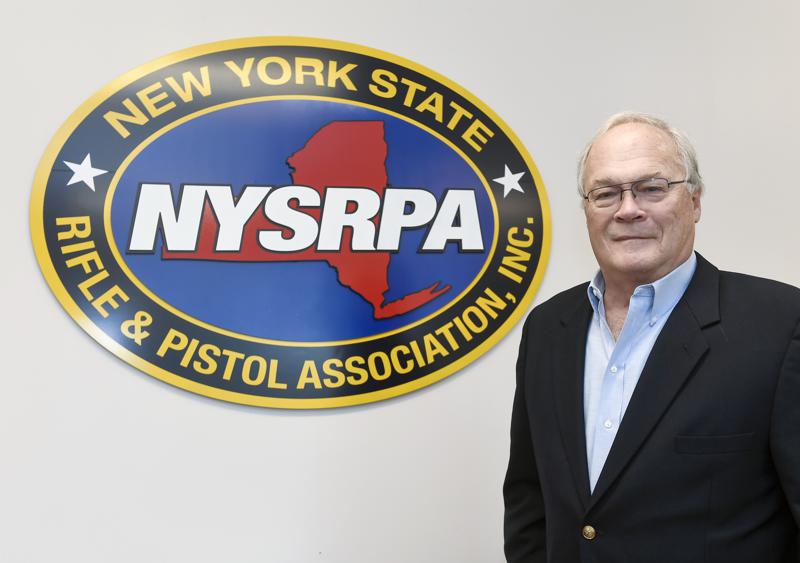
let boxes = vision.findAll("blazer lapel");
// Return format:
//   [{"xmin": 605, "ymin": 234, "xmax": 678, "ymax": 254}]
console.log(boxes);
[
  {"xmin": 587, "ymin": 253, "xmax": 720, "ymax": 511},
  {"xmin": 553, "ymin": 296, "xmax": 593, "ymax": 508}
]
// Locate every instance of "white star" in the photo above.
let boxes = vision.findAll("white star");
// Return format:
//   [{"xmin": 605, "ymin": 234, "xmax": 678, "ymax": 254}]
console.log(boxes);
[
  {"xmin": 64, "ymin": 154, "xmax": 107, "ymax": 191},
  {"xmin": 493, "ymin": 165, "xmax": 525, "ymax": 198}
]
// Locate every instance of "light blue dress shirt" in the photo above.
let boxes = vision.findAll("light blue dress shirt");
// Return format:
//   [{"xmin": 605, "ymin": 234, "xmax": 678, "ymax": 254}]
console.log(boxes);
[{"xmin": 584, "ymin": 253, "xmax": 697, "ymax": 492}]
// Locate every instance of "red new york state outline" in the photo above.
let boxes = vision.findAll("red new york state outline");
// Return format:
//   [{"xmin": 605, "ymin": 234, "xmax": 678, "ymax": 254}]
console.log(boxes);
[{"xmin": 161, "ymin": 120, "xmax": 450, "ymax": 319}]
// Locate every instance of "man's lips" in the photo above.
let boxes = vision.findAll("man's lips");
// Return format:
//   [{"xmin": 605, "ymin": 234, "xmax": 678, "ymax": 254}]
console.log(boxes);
[{"xmin": 612, "ymin": 235, "xmax": 654, "ymax": 242}]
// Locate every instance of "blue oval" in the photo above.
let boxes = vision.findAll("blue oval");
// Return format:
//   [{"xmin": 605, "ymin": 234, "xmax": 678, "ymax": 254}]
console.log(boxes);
[{"xmin": 111, "ymin": 99, "xmax": 494, "ymax": 342}]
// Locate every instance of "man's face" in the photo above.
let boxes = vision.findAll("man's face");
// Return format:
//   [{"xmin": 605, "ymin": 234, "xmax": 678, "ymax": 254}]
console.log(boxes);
[{"xmin": 582, "ymin": 122, "xmax": 701, "ymax": 286}]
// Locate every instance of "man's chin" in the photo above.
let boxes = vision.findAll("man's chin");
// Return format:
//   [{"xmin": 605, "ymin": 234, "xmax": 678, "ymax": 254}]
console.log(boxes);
[{"xmin": 609, "ymin": 252, "xmax": 661, "ymax": 278}]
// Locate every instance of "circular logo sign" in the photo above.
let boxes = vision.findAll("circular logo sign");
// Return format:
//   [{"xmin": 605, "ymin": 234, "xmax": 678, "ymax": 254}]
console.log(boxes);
[{"xmin": 31, "ymin": 38, "xmax": 550, "ymax": 408}]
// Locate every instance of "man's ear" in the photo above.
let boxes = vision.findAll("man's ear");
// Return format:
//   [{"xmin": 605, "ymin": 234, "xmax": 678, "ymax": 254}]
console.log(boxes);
[{"xmin": 692, "ymin": 191, "xmax": 702, "ymax": 223}]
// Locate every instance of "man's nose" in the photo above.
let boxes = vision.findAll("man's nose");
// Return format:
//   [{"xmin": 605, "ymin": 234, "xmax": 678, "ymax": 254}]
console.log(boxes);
[{"xmin": 614, "ymin": 189, "xmax": 645, "ymax": 220}]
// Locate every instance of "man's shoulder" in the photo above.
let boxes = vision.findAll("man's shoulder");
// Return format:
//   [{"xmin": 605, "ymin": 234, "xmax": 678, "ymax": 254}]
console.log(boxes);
[
  {"xmin": 718, "ymin": 268, "xmax": 800, "ymax": 317},
  {"xmin": 719, "ymin": 268, "xmax": 800, "ymax": 294}
]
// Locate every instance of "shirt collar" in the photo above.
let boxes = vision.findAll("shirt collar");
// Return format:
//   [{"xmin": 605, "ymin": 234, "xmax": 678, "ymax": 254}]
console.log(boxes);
[{"xmin": 587, "ymin": 252, "xmax": 697, "ymax": 318}]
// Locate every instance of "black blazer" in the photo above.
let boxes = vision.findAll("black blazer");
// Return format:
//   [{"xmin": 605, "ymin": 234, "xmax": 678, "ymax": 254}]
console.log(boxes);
[{"xmin": 504, "ymin": 254, "xmax": 800, "ymax": 563}]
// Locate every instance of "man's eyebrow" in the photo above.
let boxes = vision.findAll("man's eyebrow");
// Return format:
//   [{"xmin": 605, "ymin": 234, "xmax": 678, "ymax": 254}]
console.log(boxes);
[
  {"xmin": 590, "ymin": 177, "xmax": 618, "ymax": 188},
  {"xmin": 591, "ymin": 172, "xmax": 664, "ymax": 188}
]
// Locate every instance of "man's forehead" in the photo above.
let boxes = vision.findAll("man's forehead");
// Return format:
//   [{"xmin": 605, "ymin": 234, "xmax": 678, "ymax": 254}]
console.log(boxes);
[
  {"xmin": 593, "ymin": 122, "xmax": 676, "ymax": 156},
  {"xmin": 585, "ymin": 123, "xmax": 681, "ymax": 182}
]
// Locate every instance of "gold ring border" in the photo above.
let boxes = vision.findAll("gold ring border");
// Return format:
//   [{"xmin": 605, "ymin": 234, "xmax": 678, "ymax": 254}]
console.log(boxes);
[{"xmin": 30, "ymin": 36, "xmax": 552, "ymax": 409}]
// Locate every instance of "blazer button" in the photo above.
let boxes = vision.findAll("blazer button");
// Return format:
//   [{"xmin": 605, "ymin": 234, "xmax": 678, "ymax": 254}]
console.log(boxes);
[{"xmin": 582, "ymin": 525, "xmax": 597, "ymax": 540}]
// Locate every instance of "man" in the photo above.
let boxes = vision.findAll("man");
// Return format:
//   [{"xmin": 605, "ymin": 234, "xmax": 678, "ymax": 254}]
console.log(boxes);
[{"xmin": 503, "ymin": 112, "xmax": 800, "ymax": 562}]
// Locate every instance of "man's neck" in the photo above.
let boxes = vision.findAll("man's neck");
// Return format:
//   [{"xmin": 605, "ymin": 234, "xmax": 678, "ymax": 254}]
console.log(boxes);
[
  {"xmin": 597, "ymin": 252, "xmax": 697, "ymax": 339},
  {"xmin": 601, "ymin": 254, "xmax": 691, "ymax": 307},
  {"xmin": 602, "ymin": 286, "xmax": 631, "ymax": 340}
]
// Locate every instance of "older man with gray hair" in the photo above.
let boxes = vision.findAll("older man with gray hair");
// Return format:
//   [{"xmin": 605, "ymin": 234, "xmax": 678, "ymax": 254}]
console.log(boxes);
[{"xmin": 503, "ymin": 112, "xmax": 800, "ymax": 563}]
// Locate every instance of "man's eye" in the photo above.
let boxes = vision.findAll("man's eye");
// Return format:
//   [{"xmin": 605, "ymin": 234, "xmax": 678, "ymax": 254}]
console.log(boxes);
[
  {"xmin": 594, "ymin": 189, "xmax": 617, "ymax": 200},
  {"xmin": 639, "ymin": 183, "xmax": 666, "ymax": 194}
]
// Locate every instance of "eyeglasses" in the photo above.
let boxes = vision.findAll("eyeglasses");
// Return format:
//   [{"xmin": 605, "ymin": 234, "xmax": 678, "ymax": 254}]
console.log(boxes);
[{"xmin": 583, "ymin": 178, "xmax": 689, "ymax": 209}]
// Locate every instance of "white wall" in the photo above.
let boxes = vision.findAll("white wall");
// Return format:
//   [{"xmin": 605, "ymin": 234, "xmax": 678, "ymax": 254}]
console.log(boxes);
[{"xmin": 2, "ymin": 1, "xmax": 799, "ymax": 561}]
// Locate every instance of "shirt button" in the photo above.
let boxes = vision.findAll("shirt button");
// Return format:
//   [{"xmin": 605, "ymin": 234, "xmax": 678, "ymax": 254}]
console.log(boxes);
[
  {"xmin": 603, "ymin": 419, "xmax": 613, "ymax": 429},
  {"xmin": 610, "ymin": 365, "xmax": 618, "ymax": 374},
  {"xmin": 582, "ymin": 525, "xmax": 597, "ymax": 540}
]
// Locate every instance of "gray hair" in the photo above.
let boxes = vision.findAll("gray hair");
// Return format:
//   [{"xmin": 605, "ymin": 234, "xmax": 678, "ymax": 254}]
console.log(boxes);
[{"xmin": 576, "ymin": 111, "xmax": 704, "ymax": 197}]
